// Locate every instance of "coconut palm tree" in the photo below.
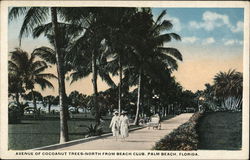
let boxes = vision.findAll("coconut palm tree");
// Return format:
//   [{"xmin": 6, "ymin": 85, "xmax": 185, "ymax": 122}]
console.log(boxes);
[
  {"xmin": 62, "ymin": 7, "xmax": 136, "ymax": 123},
  {"xmin": 8, "ymin": 68, "xmax": 24, "ymax": 105},
  {"xmin": 9, "ymin": 48, "xmax": 56, "ymax": 114},
  {"xmin": 101, "ymin": 8, "xmax": 137, "ymax": 115},
  {"xmin": 31, "ymin": 22, "xmax": 83, "ymax": 119},
  {"xmin": 9, "ymin": 7, "xmax": 71, "ymax": 143},
  {"xmin": 125, "ymin": 9, "xmax": 182, "ymax": 124},
  {"xmin": 68, "ymin": 27, "xmax": 116, "ymax": 124}
]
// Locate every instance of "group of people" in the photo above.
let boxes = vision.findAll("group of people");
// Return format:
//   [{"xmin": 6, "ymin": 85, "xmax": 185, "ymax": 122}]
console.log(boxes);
[{"xmin": 109, "ymin": 110, "xmax": 130, "ymax": 141}]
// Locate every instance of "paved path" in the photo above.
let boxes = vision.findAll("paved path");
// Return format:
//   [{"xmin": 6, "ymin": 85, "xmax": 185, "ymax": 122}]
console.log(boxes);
[{"xmin": 60, "ymin": 113, "xmax": 193, "ymax": 150}]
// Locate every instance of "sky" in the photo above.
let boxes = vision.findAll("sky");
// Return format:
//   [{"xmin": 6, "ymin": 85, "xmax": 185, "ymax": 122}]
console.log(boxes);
[{"xmin": 8, "ymin": 7, "xmax": 244, "ymax": 96}]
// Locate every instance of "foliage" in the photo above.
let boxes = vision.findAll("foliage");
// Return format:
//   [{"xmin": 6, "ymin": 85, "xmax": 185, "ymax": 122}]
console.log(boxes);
[
  {"xmin": 24, "ymin": 91, "xmax": 43, "ymax": 101},
  {"xmin": 41, "ymin": 95, "xmax": 58, "ymax": 113},
  {"xmin": 68, "ymin": 91, "xmax": 88, "ymax": 113},
  {"xmin": 179, "ymin": 90, "xmax": 197, "ymax": 111},
  {"xmin": 9, "ymin": 48, "xmax": 56, "ymax": 91},
  {"xmin": 85, "ymin": 124, "xmax": 103, "ymax": 137},
  {"xmin": 201, "ymin": 69, "xmax": 243, "ymax": 112},
  {"xmin": 8, "ymin": 6, "xmax": 78, "ymax": 143},
  {"xmin": 153, "ymin": 112, "xmax": 203, "ymax": 150},
  {"xmin": 8, "ymin": 103, "xmax": 22, "ymax": 124},
  {"xmin": 214, "ymin": 69, "xmax": 242, "ymax": 99},
  {"xmin": 8, "ymin": 48, "xmax": 56, "ymax": 113}
]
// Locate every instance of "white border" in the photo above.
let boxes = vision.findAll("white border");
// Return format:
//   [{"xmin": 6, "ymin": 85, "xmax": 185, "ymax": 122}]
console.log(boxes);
[{"xmin": 1, "ymin": 1, "xmax": 249, "ymax": 159}]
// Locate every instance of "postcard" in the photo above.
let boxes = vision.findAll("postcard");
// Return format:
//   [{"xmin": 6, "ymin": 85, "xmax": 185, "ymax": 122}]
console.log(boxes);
[{"xmin": 0, "ymin": 0, "xmax": 249, "ymax": 159}]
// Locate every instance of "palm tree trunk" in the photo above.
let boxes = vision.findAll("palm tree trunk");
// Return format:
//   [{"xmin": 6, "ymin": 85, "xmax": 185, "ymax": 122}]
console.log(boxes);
[
  {"xmin": 118, "ymin": 56, "xmax": 122, "ymax": 116},
  {"xmin": 31, "ymin": 89, "xmax": 37, "ymax": 112},
  {"xmin": 15, "ymin": 92, "xmax": 20, "ymax": 105},
  {"xmin": 133, "ymin": 68, "xmax": 142, "ymax": 125},
  {"xmin": 51, "ymin": 7, "xmax": 69, "ymax": 143},
  {"xmin": 92, "ymin": 51, "xmax": 100, "ymax": 125},
  {"xmin": 48, "ymin": 103, "xmax": 52, "ymax": 114},
  {"xmin": 163, "ymin": 106, "xmax": 166, "ymax": 117}
]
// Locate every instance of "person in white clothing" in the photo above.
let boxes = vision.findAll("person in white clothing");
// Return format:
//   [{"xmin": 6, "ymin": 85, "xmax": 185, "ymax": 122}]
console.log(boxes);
[
  {"xmin": 109, "ymin": 110, "xmax": 120, "ymax": 140},
  {"xmin": 120, "ymin": 111, "xmax": 129, "ymax": 141}
]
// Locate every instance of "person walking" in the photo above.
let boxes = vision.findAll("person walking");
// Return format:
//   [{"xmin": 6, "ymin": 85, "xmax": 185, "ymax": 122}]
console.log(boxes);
[
  {"xmin": 120, "ymin": 111, "xmax": 130, "ymax": 141},
  {"xmin": 109, "ymin": 110, "xmax": 120, "ymax": 141}
]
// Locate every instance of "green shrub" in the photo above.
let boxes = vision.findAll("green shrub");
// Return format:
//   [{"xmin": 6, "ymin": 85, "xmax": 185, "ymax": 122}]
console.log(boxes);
[
  {"xmin": 153, "ymin": 112, "xmax": 203, "ymax": 150},
  {"xmin": 85, "ymin": 124, "xmax": 103, "ymax": 137},
  {"xmin": 8, "ymin": 103, "xmax": 22, "ymax": 124}
]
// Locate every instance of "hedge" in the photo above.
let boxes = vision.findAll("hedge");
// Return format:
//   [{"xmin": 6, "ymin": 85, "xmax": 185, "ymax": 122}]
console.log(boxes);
[{"xmin": 153, "ymin": 112, "xmax": 203, "ymax": 150}]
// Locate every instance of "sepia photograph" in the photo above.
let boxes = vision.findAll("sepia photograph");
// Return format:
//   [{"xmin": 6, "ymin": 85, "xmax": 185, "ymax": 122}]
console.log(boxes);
[{"xmin": 0, "ymin": 0, "xmax": 249, "ymax": 159}]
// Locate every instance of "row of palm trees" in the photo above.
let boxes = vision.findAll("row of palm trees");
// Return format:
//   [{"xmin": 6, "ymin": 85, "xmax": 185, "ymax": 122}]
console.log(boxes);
[{"xmin": 9, "ymin": 7, "xmax": 183, "ymax": 143}]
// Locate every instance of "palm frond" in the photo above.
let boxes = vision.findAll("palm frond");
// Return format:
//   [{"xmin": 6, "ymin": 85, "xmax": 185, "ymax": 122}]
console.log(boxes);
[
  {"xmin": 98, "ymin": 70, "xmax": 117, "ymax": 88},
  {"xmin": 8, "ymin": 7, "xmax": 29, "ymax": 22},
  {"xmin": 10, "ymin": 48, "xmax": 29, "ymax": 65},
  {"xmin": 8, "ymin": 60, "xmax": 19, "ymax": 71},
  {"xmin": 161, "ymin": 54, "xmax": 178, "ymax": 71},
  {"xmin": 32, "ymin": 23, "xmax": 52, "ymax": 38},
  {"xmin": 155, "ymin": 10, "xmax": 167, "ymax": 25},
  {"xmin": 100, "ymin": 54, "xmax": 118, "ymax": 71},
  {"xmin": 36, "ymin": 73, "xmax": 57, "ymax": 79},
  {"xmin": 35, "ymin": 77, "xmax": 54, "ymax": 90},
  {"xmin": 31, "ymin": 60, "xmax": 48, "ymax": 71},
  {"xmin": 70, "ymin": 69, "xmax": 91, "ymax": 84},
  {"xmin": 19, "ymin": 7, "xmax": 49, "ymax": 45},
  {"xmin": 158, "ymin": 47, "xmax": 183, "ymax": 61},
  {"xmin": 32, "ymin": 46, "xmax": 56, "ymax": 64},
  {"xmin": 154, "ymin": 33, "xmax": 181, "ymax": 45},
  {"xmin": 153, "ymin": 20, "xmax": 173, "ymax": 33}
]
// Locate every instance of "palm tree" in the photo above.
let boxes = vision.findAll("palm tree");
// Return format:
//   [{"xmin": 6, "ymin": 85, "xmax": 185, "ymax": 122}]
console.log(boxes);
[
  {"xmin": 43, "ymin": 95, "xmax": 57, "ymax": 114},
  {"xmin": 9, "ymin": 48, "xmax": 56, "ymax": 113},
  {"xmin": 214, "ymin": 69, "xmax": 242, "ymax": 98},
  {"xmin": 9, "ymin": 7, "xmax": 71, "ymax": 143},
  {"xmin": 63, "ymin": 8, "xmax": 135, "ymax": 123},
  {"xmin": 102, "ymin": 8, "xmax": 137, "ymax": 115},
  {"xmin": 8, "ymin": 67, "xmax": 24, "ymax": 105},
  {"xmin": 68, "ymin": 27, "xmax": 114, "ymax": 124},
  {"xmin": 68, "ymin": 91, "xmax": 88, "ymax": 114},
  {"xmin": 213, "ymin": 69, "xmax": 243, "ymax": 110},
  {"xmin": 126, "ymin": 9, "xmax": 182, "ymax": 124},
  {"xmin": 31, "ymin": 21, "xmax": 83, "ymax": 120}
]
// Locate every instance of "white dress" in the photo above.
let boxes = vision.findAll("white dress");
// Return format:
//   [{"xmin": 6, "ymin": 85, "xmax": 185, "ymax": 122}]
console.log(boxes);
[
  {"xmin": 109, "ymin": 115, "xmax": 120, "ymax": 137},
  {"xmin": 120, "ymin": 115, "xmax": 129, "ymax": 138}
]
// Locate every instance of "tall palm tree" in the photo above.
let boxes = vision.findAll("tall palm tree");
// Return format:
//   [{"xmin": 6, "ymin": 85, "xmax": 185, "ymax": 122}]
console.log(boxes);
[
  {"xmin": 9, "ymin": 48, "xmax": 56, "ymax": 113},
  {"xmin": 103, "ymin": 8, "xmax": 137, "ymax": 115},
  {"xmin": 68, "ymin": 26, "xmax": 115, "ymax": 124},
  {"xmin": 31, "ymin": 21, "xmax": 83, "ymax": 120},
  {"xmin": 9, "ymin": 7, "xmax": 71, "ymax": 143},
  {"xmin": 126, "ymin": 9, "xmax": 182, "ymax": 124},
  {"xmin": 63, "ymin": 7, "xmax": 135, "ymax": 122}
]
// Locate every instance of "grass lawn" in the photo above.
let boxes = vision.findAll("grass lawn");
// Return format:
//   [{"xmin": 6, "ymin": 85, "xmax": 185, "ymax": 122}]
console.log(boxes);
[
  {"xmin": 197, "ymin": 112, "xmax": 242, "ymax": 150},
  {"xmin": 8, "ymin": 117, "xmax": 112, "ymax": 150}
]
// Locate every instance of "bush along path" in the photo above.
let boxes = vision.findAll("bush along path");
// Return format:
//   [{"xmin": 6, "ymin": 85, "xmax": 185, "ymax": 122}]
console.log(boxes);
[{"xmin": 153, "ymin": 111, "xmax": 203, "ymax": 150}]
